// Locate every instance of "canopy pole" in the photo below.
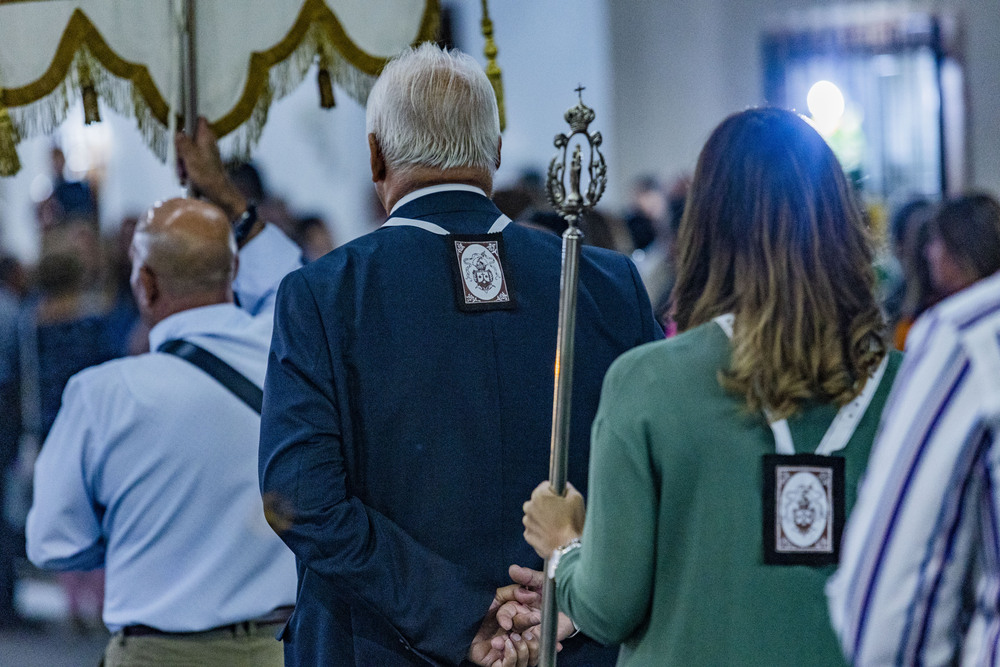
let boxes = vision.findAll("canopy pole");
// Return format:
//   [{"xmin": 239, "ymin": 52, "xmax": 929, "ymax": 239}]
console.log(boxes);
[
  {"xmin": 179, "ymin": 0, "xmax": 201, "ymax": 197},
  {"xmin": 181, "ymin": 0, "xmax": 197, "ymax": 136}
]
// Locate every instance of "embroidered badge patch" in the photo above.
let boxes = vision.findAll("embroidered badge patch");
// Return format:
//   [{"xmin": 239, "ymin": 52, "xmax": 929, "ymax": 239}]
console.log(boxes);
[
  {"xmin": 449, "ymin": 233, "xmax": 515, "ymax": 312},
  {"xmin": 762, "ymin": 454, "xmax": 845, "ymax": 566}
]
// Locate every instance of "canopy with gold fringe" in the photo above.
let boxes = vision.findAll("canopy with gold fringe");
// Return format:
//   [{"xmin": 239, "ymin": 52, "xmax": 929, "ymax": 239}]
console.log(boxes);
[{"xmin": 0, "ymin": 0, "xmax": 442, "ymax": 176}]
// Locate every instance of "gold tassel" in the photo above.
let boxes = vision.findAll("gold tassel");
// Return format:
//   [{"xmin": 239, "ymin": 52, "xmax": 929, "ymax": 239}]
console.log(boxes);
[
  {"xmin": 78, "ymin": 57, "xmax": 101, "ymax": 124},
  {"xmin": 0, "ymin": 106, "xmax": 21, "ymax": 177},
  {"xmin": 480, "ymin": 0, "xmax": 506, "ymax": 131},
  {"xmin": 317, "ymin": 56, "xmax": 335, "ymax": 109}
]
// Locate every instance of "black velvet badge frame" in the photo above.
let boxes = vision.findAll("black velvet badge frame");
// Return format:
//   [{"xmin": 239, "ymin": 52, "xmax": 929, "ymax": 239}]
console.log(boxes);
[{"xmin": 762, "ymin": 453, "xmax": 845, "ymax": 567}]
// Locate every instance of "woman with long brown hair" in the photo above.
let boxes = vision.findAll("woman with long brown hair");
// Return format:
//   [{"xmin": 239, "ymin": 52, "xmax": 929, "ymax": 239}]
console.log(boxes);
[{"xmin": 522, "ymin": 108, "xmax": 903, "ymax": 665}]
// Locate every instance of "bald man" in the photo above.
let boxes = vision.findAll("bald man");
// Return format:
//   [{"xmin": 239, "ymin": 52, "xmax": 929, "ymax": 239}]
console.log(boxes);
[{"xmin": 25, "ymin": 122, "xmax": 302, "ymax": 666}]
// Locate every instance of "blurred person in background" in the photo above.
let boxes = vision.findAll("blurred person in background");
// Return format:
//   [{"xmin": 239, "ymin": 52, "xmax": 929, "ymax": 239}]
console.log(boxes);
[
  {"xmin": 634, "ymin": 175, "xmax": 689, "ymax": 332},
  {"xmin": 515, "ymin": 206, "xmax": 632, "ymax": 255},
  {"xmin": 101, "ymin": 215, "xmax": 147, "ymax": 356},
  {"xmin": 926, "ymin": 193, "xmax": 1000, "ymax": 301},
  {"xmin": 493, "ymin": 168, "xmax": 548, "ymax": 223},
  {"xmin": 35, "ymin": 146, "xmax": 99, "ymax": 232},
  {"xmin": 22, "ymin": 224, "xmax": 119, "ymax": 631},
  {"xmin": 622, "ymin": 175, "xmax": 663, "ymax": 252},
  {"xmin": 516, "ymin": 208, "xmax": 566, "ymax": 236},
  {"xmin": 887, "ymin": 199, "xmax": 938, "ymax": 349},
  {"xmin": 522, "ymin": 108, "xmax": 902, "ymax": 666},
  {"xmin": 580, "ymin": 209, "xmax": 631, "ymax": 253},
  {"xmin": 227, "ymin": 161, "xmax": 296, "ymax": 240},
  {"xmin": 0, "ymin": 254, "xmax": 28, "ymax": 300},
  {"xmin": 29, "ymin": 224, "xmax": 119, "ymax": 440},
  {"xmin": 291, "ymin": 215, "xmax": 335, "ymax": 263},
  {"xmin": 0, "ymin": 254, "xmax": 25, "ymax": 629},
  {"xmin": 492, "ymin": 187, "xmax": 537, "ymax": 223}
]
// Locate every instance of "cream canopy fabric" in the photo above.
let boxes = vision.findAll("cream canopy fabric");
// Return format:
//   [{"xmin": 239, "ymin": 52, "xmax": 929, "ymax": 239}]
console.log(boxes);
[{"xmin": 0, "ymin": 0, "xmax": 439, "ymax": 175}]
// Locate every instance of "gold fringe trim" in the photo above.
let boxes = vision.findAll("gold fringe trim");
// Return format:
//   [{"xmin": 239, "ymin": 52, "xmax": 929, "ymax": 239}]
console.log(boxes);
[
  {"xmin": 212, "ymin": 0, "xmax": 440, "ymax": 158},
  {"xmin": 480, "ymin": 0, "xmax": 505, "ymax": 132},
  {"xmin": 1, "ymin": 8, "xmax": 176, "ymax": 168},
  {"xmin": 0, "ymin": 0, "xmax": 440, "ymax": 173},
  {"xmin": 0, "ymin": 106, "xmax": 21, "ymax": 177},
  {"xmin": 5, "ymin": 47, "xmax": 172, "ymax": 164}
]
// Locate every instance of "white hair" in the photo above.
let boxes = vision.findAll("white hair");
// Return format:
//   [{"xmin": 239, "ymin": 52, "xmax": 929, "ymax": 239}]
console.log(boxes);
[{"xmin": 366, "ymin": 43, "xmax": 500, "ymax": 174}]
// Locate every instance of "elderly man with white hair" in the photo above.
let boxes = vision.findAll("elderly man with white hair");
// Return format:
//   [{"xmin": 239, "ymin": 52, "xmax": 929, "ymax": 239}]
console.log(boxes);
[
  {"xmin": 258, "ymin": 43, "xmax": 661, "ymax": 667},
  {"xmin": 26, "ymin": 122, "xmax": 301, "ymax": 666}
]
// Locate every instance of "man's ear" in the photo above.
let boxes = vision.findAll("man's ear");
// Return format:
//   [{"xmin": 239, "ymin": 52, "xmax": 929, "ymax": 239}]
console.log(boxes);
[
  {"xmin": 368, "ymin": 133, "xmax": 386, "ymax": 183},
  {"xmin": 136, "ymin": 265, "xmax": 159, "ymax": 308}
]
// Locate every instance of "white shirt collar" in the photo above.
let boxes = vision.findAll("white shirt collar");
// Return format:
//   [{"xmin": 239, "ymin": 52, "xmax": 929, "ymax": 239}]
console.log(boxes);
[
  {"xmin": 148, "ymin": 303, "xmax": 250, "ymax": 352},
  {"xmin": 389, "ymin": 183, "xmax": 489, "ymax": 215}
]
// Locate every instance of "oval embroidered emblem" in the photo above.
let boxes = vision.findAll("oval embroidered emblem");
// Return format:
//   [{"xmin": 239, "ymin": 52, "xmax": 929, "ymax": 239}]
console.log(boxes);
[
  {"xmin": 778, "ymin": 470, "xmax": 828, "ymax": 548},
  {"xmin": 459, "ymin": 243, "xmax": 504, "ymax": 301}
]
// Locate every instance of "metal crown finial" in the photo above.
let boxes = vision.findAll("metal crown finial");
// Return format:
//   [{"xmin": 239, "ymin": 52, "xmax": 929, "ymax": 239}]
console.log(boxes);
[{"xmin": 545, "ymin": 88, "xmax": 607, "ymax": 226}]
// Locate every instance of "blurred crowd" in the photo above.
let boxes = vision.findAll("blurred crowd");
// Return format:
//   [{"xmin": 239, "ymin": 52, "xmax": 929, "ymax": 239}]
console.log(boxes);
[
  {"xmin": 493, "ymin": 167, "xmax": 1000, "ymax": 344},
  {"xmin": 3, "ymin": 142, "xmax": 1000, "ymax": 638}
]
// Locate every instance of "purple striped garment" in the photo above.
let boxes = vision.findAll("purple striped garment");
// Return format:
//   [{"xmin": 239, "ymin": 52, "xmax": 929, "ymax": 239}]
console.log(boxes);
[{"xmin": 828, "ymin": 269, "xmax": 1000, "ymax": 667}]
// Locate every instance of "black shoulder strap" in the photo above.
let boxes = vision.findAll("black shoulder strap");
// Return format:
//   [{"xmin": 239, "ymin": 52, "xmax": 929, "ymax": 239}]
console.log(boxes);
[{"xmin": 157, "ymin": 339, "xmax": 263, "ymax": 415}]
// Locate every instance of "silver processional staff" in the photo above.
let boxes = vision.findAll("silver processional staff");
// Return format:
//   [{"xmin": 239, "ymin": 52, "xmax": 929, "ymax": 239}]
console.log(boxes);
[{"xmin": 539, "ymin": 86, "xmax": 607, "ymax": 667}]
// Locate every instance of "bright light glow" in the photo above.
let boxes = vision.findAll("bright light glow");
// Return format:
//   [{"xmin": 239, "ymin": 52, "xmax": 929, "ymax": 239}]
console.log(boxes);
[
  {"xmin": 806, "ymin": 81, "xmax": 845, "ymax": 135},
  {"xmin": 29, "ymin": 174, "xmax": 53, "ymax": 204},
  {"xmin": 61, "ymin": 104, "xmax": 113, "ymax": 178}
]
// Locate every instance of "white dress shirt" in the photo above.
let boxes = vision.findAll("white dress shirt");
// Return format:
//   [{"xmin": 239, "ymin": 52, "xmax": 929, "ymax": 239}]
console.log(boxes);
[
  {"xmin": 828, "ymin": 270, "xmax": 1000, "ymax": 666},
  {"xmin": 26, "ymin": 224, "xmax": 302, "ymax": 633}
]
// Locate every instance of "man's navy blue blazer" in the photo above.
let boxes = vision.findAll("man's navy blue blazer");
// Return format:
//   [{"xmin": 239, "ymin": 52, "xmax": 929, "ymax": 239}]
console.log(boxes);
[{"xmin": 259, "ymin": 188, "xmax": 662, "ymax": 666}]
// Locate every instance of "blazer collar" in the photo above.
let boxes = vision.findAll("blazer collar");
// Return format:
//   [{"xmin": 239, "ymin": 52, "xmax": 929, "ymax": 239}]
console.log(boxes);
[
  {"xmin": 390, "ymin": 184, "xmax": 499, "ymax": 221},
  {"xmin": 390, "ymin": 184, "xmax": 488, "ymax": 214}
]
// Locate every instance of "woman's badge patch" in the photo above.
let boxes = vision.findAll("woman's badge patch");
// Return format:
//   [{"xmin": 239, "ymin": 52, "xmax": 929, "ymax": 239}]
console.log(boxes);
[{"xmin": 762, "ymin": 454, "xmax": 845, "ymax": 566}]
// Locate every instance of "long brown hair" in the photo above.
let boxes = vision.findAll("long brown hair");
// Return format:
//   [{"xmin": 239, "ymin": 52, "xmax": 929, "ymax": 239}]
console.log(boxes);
[{"xmin": 672, "ymin": 108, "xmax": 886, "ymax": 419}]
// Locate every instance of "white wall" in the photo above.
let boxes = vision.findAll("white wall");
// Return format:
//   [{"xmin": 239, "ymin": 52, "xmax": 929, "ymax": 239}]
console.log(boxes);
[
  {"xmin": 608, "ymin": 0, "xmax": 733, "ymax": 190},
  {"xmin": 956, "ymin": 0, "xmax": 1000, "ymax": 197},
  {"xmin": 449, "ymin": 0, "xmax": 615, "ymax": 201}
]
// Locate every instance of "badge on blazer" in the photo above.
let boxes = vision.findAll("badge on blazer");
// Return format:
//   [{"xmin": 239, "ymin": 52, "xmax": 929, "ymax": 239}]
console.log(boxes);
[
  {"xmin": 448, "ymin": 233, "xmax": 515, "ymax": 312},
  {"xmin": 762, "ymin": 454, "xmax": 845, "ymax": 566}
]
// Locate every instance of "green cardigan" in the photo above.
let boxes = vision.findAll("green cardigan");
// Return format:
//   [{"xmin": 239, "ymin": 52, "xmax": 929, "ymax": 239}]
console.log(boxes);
[{"xmin": 555, "ymin": 321, "xmax": 903, "ymax": 666}]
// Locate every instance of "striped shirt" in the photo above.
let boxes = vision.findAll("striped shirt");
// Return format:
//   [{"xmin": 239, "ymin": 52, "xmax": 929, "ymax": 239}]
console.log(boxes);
[{"xmin": 828, "ymin": 270, "xmax": 1000, "ymax": 666}]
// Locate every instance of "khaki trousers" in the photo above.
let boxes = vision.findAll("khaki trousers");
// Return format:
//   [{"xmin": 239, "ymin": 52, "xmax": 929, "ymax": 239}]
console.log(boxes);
[{"xmin": 103, "ymin": 621, "xmax": 284, "ymax": 667}]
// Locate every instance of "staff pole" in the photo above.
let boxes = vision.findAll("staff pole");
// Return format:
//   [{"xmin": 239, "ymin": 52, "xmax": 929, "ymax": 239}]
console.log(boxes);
[{"xmin": 539, "ymin": 87, "xmax": 606, "ymax": 667}]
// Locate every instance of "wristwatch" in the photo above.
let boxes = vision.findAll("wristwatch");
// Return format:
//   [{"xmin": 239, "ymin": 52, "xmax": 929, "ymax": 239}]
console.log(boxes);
[
  {"xmin": 232, "ymin": 203, "xmax": 258, "ymax": 245},
  {"xmin": 547, "ymin": 537, "xmax": 583, "ymax": 639},
  {"xmin": 547, "ymin": 537, "xmax": 582, "ymax": 579}
]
